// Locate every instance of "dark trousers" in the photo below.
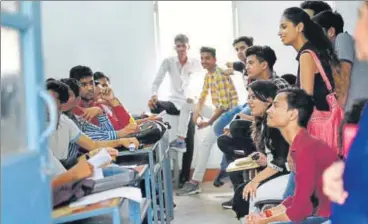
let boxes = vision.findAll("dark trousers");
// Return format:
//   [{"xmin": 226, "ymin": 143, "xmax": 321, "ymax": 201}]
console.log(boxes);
[
  {"xmin": 150, "ymin": 100, "xmax": 195, "ymax": 182},
  {"xmin": 217, "ymin": 119, "xmax": 256, "ymax": 190}
]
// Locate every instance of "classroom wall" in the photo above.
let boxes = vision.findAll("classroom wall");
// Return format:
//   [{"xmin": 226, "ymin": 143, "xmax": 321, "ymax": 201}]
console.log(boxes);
[
  {"xmin": 334, "ymin": 1, "xmax": 361, "ymax": 34},
  {"xmin": 41, "ymin": 1, "xmax": 156, "ymax": 113}
]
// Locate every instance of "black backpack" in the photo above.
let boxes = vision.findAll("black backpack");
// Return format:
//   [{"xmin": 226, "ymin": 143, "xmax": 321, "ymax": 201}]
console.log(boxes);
[{"xmin": 126, "ymin": 120, "xmax": 170, "ymax": 145}]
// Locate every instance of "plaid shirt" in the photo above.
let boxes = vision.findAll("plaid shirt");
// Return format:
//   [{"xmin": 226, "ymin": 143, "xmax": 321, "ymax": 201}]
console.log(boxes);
[
  {"xmin": 271, "ymin": 76, "xmax": 290, "ymax": 90},
  {"xmin": 199, "ymin": 66, "xmax": 238, "ymax": 110}
]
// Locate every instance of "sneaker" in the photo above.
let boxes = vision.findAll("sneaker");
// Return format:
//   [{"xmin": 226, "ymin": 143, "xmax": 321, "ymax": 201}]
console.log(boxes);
[
  {"xmin": 176, "ymin": 182, "xmax": 201, "ymax": 196},
  {"xmin": 170, "ymin": 138, "xmax": 186, "ymax": 151},
  {"xmin": 221, "ymin": 199, "xmax": 233, "ymax": 209}
]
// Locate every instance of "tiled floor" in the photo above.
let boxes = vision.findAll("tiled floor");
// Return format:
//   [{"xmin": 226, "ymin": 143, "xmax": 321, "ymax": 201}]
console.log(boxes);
[{"xmin": 172, "ymin": 182, "xmax": 240, "ymax": 224}]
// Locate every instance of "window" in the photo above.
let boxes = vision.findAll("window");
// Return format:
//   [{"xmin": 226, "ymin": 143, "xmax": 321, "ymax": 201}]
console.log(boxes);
[{"xmin": 154, "ymin": 1, "xmax": 247, "ymax": 104}]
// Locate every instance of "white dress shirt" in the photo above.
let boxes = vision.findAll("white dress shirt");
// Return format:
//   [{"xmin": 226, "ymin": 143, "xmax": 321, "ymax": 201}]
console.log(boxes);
[{"xmin": 151, "ymin": 56, "xmax": 203, "ymax": 110}]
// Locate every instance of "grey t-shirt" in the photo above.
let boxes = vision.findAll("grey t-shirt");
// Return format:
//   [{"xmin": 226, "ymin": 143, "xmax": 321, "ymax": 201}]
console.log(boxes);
[
  {"xmin": 335, "ymin": 32, "xmax": 368, "ymax": 110},
  {"xmin": 49, "ymin": 147, "xmax": 67, "ymax": 177},
  {"xmin": 49, "ymin": 114, "xmax": 82, "ymax": 160}
]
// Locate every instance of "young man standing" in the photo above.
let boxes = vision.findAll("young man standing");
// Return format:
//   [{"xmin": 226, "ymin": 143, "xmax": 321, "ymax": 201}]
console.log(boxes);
[
  {"xmin": 246, "ymin": 88, "xmax": 338, "ymax": 224},
  {"xmin": 226, "ymin": 36, "xmax": 254, "ymax": 78},
  {"xmin": 312, "ymin": 10, "xmax": 368, "ymax": 109},
  {"xmin": 150, "ymin": 34, "xmax": 202, "ymax": 186},
  {"xmin": 218, "ymin": 46, "xmax": 289, "ymax": 209},
  {"xmin": 177, "ymin": 47, "xmax": 239, "ymax": 196}
]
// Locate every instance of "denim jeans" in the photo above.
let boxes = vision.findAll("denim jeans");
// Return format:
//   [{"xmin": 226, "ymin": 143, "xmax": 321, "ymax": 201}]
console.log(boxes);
[
  {"xmin": 213, "ymin": 103, "xmax": 251, "ymax": 137},
  {"xmin": 102, "ymin": 165, "xmax": 125, "ymax": 177},
  {"xmin": 269, "ymin": 216, "xmax": 330, "ymax": 224},
  {"xmin": 283, "ymin": 172, "xmax": 296, "ymax": 199},
  {"xmin": 213, "ymin": 105, "xmax": 243, "ymax": 136}
]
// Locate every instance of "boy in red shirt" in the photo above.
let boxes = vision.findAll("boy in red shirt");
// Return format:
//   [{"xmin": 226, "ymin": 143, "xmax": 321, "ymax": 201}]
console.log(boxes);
[
  {"xmin": 246, "ymin": 88, "xmax": 338, "ymax": 224},
  {"xmin": 69, "ymin": 65, "xmax": 134, "ymax": 130}
]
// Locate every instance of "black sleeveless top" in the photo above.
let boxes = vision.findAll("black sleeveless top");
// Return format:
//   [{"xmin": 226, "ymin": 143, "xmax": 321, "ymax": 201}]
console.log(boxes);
[{"xmin": 296, "ymin": 42, "xmax": 335, "ymax": 111}]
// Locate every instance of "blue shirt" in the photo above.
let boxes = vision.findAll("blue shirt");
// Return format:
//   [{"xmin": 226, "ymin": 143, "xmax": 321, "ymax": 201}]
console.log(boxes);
[
  {"xmin": 67, "ymin": 114, "xmax": 118, "ymax": 158},
  {"xmin": 331, "ymin": 105, "xmax": 368, "ymax": 223}
]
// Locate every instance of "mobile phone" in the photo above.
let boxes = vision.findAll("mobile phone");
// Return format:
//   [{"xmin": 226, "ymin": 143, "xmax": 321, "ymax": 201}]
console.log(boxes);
[{"xmin": 251, "ymin": 153, "xmax": 260, "ymax": 161}]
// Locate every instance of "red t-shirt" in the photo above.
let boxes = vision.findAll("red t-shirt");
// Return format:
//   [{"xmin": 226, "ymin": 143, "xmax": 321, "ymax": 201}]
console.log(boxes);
[
  {"xmin": 73, "ymin": 101, "xmax": 131, "ymax": 130},
  {"xmin": 282, "ymin": 129, "xmax": 338, "ymax": 222}
]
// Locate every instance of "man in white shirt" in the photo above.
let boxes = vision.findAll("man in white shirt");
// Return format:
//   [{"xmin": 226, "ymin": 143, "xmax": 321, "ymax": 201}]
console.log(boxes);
[{"xmin": 149, "ymin": 34, "xmax": 202, "ymax": 186}]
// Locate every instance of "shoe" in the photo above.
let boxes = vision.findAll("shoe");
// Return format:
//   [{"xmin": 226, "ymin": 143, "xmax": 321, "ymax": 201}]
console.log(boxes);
[
  {"xmin": 213, "ymin": 170, "xmax": 228, "ymax": 188},
  {"xmin": 178, "ymin": 181, "xmax": 186, "ymax": 189},
  {"xmin": 221, "ymin": 199, "xmax": 233, "ymax": 209},
  {"xmin": 176, "ymin": 182, "xmax": 201, "ymax": 196},
  {"xmin": 170, "ymin": 138, "xmax": 186, "ymax": 151}
]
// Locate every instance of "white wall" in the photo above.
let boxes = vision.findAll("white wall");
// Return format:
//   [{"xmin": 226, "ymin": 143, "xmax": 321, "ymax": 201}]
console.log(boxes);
[
  {"xmin": 236, "ymin": 1, "xmax": 303, "ymax": 76},
  {"xmin": 41, "ymin": 1, "xmax": 156, "ymax": 113},
  {"xmin": 334, "ymin": 1, "xmax": 361, "ymax": 34}
]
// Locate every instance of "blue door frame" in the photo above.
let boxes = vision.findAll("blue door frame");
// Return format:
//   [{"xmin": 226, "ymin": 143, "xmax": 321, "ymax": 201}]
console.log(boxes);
[{"xmin": 1, "ymin": 2, "xmax": 56, "ymax": 224}]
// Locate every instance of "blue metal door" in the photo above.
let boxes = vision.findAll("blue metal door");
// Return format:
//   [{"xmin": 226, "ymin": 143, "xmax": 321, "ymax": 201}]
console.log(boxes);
[{"xmin": 1, "ymin": 2, "xmax": 56, "ymax": 224}]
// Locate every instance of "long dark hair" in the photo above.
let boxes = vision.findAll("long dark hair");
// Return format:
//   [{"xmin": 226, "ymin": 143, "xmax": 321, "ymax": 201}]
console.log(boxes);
[
  {"xmin": 282, "ymin": 7, "xmax": 340, "ymax": 68},
  {"xmin": 247, "ymin": 80, "xmax": 278, "ymax": 152}
]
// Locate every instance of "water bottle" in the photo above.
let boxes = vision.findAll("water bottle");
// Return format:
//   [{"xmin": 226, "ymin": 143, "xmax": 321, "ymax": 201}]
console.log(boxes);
[{"xmin": 128, "ymin": 143, "xmax": 136, "ymax": 152}]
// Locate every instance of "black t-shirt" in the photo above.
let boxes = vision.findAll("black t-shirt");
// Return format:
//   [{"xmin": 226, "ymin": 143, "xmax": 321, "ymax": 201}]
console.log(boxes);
[
  {"xmin": 233, "ymin": 61, "xmax": 247, "ymax": 76},
  {"xmin": 296, "ymin": 42, "xmax": 335, "ymax": 111}
]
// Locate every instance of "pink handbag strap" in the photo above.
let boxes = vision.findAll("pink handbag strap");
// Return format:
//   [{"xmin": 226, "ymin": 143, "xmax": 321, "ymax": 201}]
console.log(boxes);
[{"xmin": 301, "ymin": 49, "xmax": 333, "ymax": 93}]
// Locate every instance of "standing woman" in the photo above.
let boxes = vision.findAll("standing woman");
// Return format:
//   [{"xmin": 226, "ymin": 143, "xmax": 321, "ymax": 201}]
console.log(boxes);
[
  {"xmin": 278, "ymin": 7, "xmax": 340, "ymax": 112},
  {"xmin": 277, "ymin": 6, "xmax": 342, "ymax": 205}
]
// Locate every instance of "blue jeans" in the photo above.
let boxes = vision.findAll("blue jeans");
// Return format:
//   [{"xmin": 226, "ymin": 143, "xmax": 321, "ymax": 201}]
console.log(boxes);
[
  {"xmin": 102, "ymin": 166, "xmax": 125, "ymax": 177},
  {"xmin": 283, "ymin": 172, "xmax": 296, "ymax": 199},
  {"xmin": 216, "ymin": 104, "xmax": 251, "ymax": 172},
  {"xmin": 213, "ymin": 103, "xmax": 251, "ymax": 137},
  {"xmin": 269, "ymin": 217, "xmax": 330, "ymax": 224}
]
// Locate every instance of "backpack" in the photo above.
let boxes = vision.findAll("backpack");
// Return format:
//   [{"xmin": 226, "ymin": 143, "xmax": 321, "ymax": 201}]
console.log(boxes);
[
  {"xmin": 125, "ymin": 120, "xmax": 169, "ymax": 145},
  {"xmin": 52, "ymin": 167, "xmax": 139, "ymax": 208}
]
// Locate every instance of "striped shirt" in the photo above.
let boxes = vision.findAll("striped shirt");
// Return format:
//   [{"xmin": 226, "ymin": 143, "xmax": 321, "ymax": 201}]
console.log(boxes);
[
  {"xmin": 199, "ymin": 66, "xmax": 238, "ymax": 110},
  {"xmin": 67, "ymin": 114, "xmax": 118, "ymax": 158}
]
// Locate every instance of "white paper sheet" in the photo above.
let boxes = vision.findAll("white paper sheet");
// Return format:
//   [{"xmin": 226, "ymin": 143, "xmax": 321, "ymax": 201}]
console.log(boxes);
[
  {"xmin": 89, "ymin": 168, "xmax": 104, "ymax": 180},
  {"xmin": 69, "ymin": 187, "xmax": 142, "ymax": 208},
  {"xmin": 87, "ymin": 148, "xmax": 112, "ymax": 168}
]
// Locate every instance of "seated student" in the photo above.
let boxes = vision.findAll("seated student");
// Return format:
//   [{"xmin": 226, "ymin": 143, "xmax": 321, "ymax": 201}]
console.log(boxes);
[
  {"xmin": 214, "ymin": 46, "xmax": 289, "ymax": 188},
  {"xmin": 93, "ymin": 72, "xmax": 161, "ymax": 126},
  {"xmin": 246, "ymin": 88, "xmax": 338, "ymax": 224},
  {"xmin": 50, "ymin": 147, "xmax": 118, "ymax": 188},
  {"xmin": 61, "ymin": 78, "xmax": 136, "ymax": 140},
  {"xmin": 230, "ymin": 81, "xmax": 289, "ymax": 217},
  {"xmin": 70, "ymin": 65, "xmax": 133, "ymax": 130},
  {"xmin": 176, "ymin": 46, "xmax": 239, "ymax": 196},
  {"xmin": 312, "ymin": 10, "xmax": 368, "ymax": 109},
  {"xmin": 46, "ymin": 79, "xmax": 139, "ymax": 168},
  {"xmin": 218, "ymin": 46, "xmax": 289, "ymax": 208}
]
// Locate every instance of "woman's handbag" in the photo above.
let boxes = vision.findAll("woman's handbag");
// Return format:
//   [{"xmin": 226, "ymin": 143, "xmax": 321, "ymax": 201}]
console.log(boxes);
[{"xmin": 303, "ymin": 49, "xmax": 344, "ymax": 155}]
